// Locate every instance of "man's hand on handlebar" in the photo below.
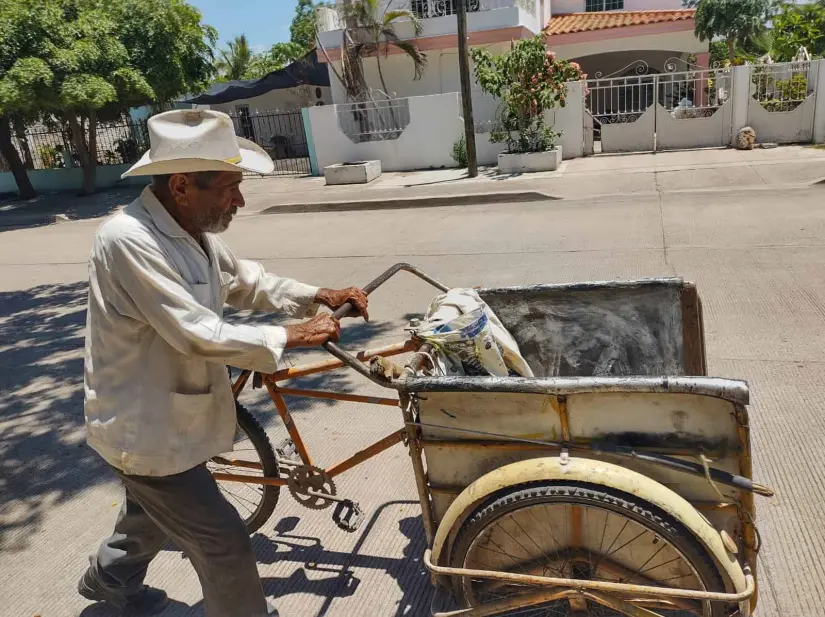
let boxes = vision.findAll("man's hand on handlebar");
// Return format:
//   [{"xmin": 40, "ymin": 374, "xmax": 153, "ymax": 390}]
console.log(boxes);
[
  {"xmin": 285, "ymin": 314, "xmax": 341, "ymax": 348},
  {"xmin": 315, "ymin": 287, "xmax": 370, "ymax": 321}
]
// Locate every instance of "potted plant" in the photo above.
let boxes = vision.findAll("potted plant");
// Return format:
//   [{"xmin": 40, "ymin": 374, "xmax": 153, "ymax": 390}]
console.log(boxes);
[{"xmin": 471, "ymin": 36, "xmax": 585, "ymax": 173}]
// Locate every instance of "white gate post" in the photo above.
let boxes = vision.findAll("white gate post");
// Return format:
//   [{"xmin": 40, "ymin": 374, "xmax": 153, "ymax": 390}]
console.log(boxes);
[
  {"xmin": 730, "ymin": 64, "xmax": 752, "ymax": 145},
  {"xmin": 812, "ymin": 59, "xmax": 825, "ymax": 143}
]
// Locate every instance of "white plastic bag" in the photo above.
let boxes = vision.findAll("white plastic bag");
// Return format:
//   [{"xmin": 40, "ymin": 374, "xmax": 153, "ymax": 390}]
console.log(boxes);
[{"xmin": 417, "ymin": 288, "xmax": 534, "ymax": 378}]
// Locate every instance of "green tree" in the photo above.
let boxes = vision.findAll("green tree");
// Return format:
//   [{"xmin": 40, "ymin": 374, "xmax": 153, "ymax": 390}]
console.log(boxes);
[
  {"xmin": 770, "ymin": 2, "xmax": 825, "ymax": 60},
  {"xmin": 0, "ymin": 0, "xmax": 216, "ymax": 197},
  {"xmin": 471, "ymin": 38, "xmax": 584, "ymax": 154},
  {"xmin": 693, "ymin": 0, "xmax": 773, "ymax": 61},
  {"xmin": 339, "ymin": 0, "xmax": 427, "ymax": 98},
  {"xmin": 290, "ymin": 0, "xmax": 318, "ymax": 52},
  {"xmin": 108, "ymin": 0, "xmax": 217, "ymax": 109},
  {"xmin": 216, "ymin": 34, "xmax": 255, "ymax": 81},
  {"xmin": 0, "ymin": 0, "xmax": 154, "ymax": 196}
]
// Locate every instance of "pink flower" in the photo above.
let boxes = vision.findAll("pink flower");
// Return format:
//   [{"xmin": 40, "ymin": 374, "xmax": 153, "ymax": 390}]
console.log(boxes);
[
  {"xmin": 546, "ymin": 50, "xmax": 556, "ymax": 59},
  {"xmin": 532, "ymin": 76, "xmax": 538, "ymax": 84},
  {"xmin": 571, "ymin": 61, "xmax": 580, "ymax": 70},
  {"xmin": 581, "ymin": 72, "xmax": 588, "ymax": 79}
]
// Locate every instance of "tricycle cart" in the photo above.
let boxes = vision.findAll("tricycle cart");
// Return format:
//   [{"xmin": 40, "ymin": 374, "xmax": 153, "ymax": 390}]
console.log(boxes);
[{"xmin": 210, "ymin": 264, "xmax": 771, "ymax": 617}]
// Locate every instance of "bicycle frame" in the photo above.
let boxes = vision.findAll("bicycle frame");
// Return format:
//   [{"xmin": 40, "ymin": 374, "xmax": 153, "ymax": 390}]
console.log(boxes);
[{"xmin": 211, "ymin": 263, "xmax": 449, "ymax": 490}]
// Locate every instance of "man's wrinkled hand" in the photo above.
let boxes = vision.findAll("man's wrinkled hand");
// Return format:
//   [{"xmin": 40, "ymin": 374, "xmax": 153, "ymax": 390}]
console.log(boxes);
[
  {"xmin": 315, "ymin": 287, "xmax": 369, "ymax": 321},
  {"xmin": 285, "ymin": 314, "xmax": 341, "ymax": 348}
]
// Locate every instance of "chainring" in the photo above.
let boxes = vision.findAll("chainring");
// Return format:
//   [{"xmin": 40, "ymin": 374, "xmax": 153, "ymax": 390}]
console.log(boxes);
[{"xmin": 287, "ymin": 465, "xmax": 337, "ymax": 510}]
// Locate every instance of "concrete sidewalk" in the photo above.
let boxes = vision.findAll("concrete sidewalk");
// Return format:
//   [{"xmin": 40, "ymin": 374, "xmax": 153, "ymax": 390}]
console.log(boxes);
[
  {"xmin": 2, "ymin": 145, "xmax": 825, "ymax": 227},
  {"xmin": 240, "ymin": 145, "xmax": 825, "ymax": 214}
]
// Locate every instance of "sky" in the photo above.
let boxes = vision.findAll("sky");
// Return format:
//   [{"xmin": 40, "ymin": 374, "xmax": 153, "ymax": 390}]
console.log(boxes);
[{"xmin": 188, "ymin": 0, "xmax": 299, "ymax": 53}]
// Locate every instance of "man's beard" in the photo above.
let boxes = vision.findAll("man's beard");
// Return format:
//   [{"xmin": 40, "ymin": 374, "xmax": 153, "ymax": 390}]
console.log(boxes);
[{"xmin": 197, "ymin": 207, "xmax": 237, "ymax": 234}]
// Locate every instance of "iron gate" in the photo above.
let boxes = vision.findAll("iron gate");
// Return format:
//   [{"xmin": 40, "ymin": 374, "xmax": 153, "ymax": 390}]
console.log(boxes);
[
  {"xmin": 585, "ymin": 63, "xmax": 735, "ymax": 153},
  {"xmin": 227, "ymin": 109, "xmax": 311, "ymax": 176}
]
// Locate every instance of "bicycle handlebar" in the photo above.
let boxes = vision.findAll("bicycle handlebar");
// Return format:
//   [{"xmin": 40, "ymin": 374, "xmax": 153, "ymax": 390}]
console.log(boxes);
[{"xmin": 322, "ymin": 263, "xmax": 448, "ymax": 386}]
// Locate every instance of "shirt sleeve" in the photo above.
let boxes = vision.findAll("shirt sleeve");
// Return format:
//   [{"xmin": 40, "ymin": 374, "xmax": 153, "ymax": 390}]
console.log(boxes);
[
  {"xmin": 104, "ymin": 234, "xmax": 288, "ymax": 373},
  {"xmin": 213, "ymin": 238, "xmax": 320, "ymax": 317}
]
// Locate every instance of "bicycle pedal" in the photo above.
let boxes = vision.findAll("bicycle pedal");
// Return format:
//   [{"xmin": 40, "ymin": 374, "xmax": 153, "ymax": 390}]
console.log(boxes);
[
  {"xmin": 332, "ymin": 500, "xmax": 363, "ymax": 533},
  {"xmin": 276, "ymin": 438, "xmax": 300, "ymax": 462}
]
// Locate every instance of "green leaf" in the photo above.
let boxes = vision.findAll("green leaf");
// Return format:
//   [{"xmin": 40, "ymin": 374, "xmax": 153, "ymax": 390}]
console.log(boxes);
[{"xmin": 59, "ymin": 74, "xmax": 118, "ymax": 110}]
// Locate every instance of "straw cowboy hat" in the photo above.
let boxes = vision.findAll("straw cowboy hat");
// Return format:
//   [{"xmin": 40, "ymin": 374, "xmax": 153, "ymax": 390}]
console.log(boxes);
[{"xmin": 121, "ymin": 109, "xmax": 274, "ymax": 178}]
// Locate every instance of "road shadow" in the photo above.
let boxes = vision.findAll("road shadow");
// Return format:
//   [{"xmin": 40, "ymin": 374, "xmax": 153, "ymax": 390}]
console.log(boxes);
[
  {"xmin": 0, "ymin": 276, "xmax": 417, "ymax": 553},
  {"xmin": 78, "ymin": 598, "xmax": 193, "ymax": 617},
  {"xmin": 0, "ymin": 185, "xmax": 141, "ymax": 231},
  {"xmin": 0, "ymin": 280, "xmax": 110, "ymax": 553},
  {"xmin": 177, "ymin": 502, "xmax": 431, "ymax": 617}
]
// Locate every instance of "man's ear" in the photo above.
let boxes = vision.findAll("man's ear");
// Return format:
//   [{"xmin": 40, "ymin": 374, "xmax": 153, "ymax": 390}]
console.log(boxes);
[{"xmin": 168, "ymin": 174, "xmax": 191, "ymax": 206}]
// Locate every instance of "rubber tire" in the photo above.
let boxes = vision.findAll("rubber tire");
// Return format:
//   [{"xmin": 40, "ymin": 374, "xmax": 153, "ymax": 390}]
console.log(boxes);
[
  {"xmin": 226, "ymin": 401, "xmax": 280, "ymax": 535},
  {"xmin": 449, "ymin": 481, "xmax": 728, "ymax": 617}
]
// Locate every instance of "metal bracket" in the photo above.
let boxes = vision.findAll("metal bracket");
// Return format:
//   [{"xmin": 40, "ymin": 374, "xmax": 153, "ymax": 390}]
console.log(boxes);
[{"xmin": 560, "ymin": 447, "xmax": 570, "ymax": 466}]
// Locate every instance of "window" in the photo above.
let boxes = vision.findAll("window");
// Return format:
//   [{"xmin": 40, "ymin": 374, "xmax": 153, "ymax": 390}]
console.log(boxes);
[{"xmin": 585, "ymin": 0, "xmax": 624, "ymax": 11}]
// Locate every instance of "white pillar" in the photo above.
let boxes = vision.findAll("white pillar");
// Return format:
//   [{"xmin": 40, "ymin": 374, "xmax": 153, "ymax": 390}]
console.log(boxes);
[
  {"xmin": 812, "ymin": 59, "xmax": 825, "ymax": 143},
  {"xmin": 552, "ymin": 81, "xmax": 585, "ymax": 159},
  {"xmin": 730, "ymin": 64, "xmax": 752, "ymax": 145}
]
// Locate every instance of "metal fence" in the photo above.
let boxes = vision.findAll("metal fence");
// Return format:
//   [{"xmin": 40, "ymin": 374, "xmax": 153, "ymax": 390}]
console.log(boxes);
[
  {"xmin": 0, "ymin": 120, "xmax": 151, "ymax": 173},
  {"xmin": 227, "ymin": 109, "xmax": 311, "ymax": 176},
  {"xmin": 336, "ymin": 98, "xmax": 411, "ymax": 143},
  {"xmin": 0, "ymin": 110, "xmax": 312, "ymax": 177},
  {"xmin": 585, "ymin": 65, "xmax": 734, "ymax": 127},
  {"xmin": 751, "ymin": 61, "xmax": 814, "ymax": 112}
]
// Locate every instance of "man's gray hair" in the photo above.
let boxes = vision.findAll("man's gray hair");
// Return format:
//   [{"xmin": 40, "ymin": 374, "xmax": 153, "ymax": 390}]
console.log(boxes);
[{"xmin": 152, "ymin": 172, "xmax": 219, "ymax": 190}]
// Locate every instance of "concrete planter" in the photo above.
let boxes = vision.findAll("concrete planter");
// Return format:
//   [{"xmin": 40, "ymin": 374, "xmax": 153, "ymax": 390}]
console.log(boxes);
[
  {"xmin": 498, "ymin": 147, "xmax": 562, "ymax": 174},
  {"xmin": 324, "ymin": 160, "xmax": 382, "ymax": 185}
]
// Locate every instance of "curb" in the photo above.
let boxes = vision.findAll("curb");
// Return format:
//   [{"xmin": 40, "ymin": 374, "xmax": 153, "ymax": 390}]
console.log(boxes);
[{"xmin": 259, "ymin": 191, "xmax": 558, "ymax": 215}]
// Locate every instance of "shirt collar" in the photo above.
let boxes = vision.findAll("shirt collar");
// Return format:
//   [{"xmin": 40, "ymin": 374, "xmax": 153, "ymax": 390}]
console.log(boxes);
[{"xmin": 139, "ymin": 186, "xmax": 190, "ymax": 239}]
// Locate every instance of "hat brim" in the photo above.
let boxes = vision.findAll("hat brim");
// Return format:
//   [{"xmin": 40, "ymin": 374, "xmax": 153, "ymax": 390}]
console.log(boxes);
[{"xmin": 120, "ymin": 137, "xmax": 275, "ymax": 179}]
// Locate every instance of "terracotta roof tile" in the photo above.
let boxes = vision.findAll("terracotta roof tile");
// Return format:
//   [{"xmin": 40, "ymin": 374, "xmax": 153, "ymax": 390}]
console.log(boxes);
[{"xmin": 545, "ymin": 9, "xmax": 696, "ymax": 36}]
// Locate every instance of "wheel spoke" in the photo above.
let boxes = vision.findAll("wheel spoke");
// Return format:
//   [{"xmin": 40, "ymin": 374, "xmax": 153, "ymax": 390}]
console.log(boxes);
[{"xmin": 459, "ymin": 490, "xmax": 715, "ymax": 617}]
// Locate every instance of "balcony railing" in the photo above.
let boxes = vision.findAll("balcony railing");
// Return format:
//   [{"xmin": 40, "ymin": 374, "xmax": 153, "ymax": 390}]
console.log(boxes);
[{"xmin": 317, "ymin": 0, "xmax": 536, "ymax": 33}]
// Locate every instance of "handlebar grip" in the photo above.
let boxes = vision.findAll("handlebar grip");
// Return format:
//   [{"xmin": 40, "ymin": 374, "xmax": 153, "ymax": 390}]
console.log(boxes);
[{"xmin": 331, "ymin": 302, "xmax": 355, "ymax": 321}]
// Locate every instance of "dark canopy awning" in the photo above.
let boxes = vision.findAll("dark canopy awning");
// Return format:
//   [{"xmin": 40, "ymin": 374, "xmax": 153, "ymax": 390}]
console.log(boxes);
[{"xmin": 184, "ymin": 49, "xmax": 330, "ymax": 105}]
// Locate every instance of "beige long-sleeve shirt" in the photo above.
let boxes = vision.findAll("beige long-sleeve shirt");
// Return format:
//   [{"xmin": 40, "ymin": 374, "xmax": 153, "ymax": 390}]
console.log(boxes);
[{"xmin": 84, "ymin": 187, "xmax": 319, "ymax": 476}]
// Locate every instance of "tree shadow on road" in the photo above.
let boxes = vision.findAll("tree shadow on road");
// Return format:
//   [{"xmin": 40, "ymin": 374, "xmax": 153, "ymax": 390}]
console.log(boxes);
[
  {"xmin": 0, "ymin": 185, "xmax": 141, "ymax": 232},
  {"xmin": 0, "ymin": 280, "xmax": 111, "ymax": 553},
  {"xmin": 0, "ymin": 278, "xmax": 416, "ymax": 553}
]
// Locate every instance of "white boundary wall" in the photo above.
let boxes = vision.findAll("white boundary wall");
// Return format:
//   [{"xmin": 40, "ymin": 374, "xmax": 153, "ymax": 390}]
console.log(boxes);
[
  {"xmin": 307, "ymin": 93, "xmax": 464, "ymax": 172},
  {"xmin": 306, "ymin": 61, "xmax": 825, "ymax": 173},
  {"xmin": 307, "ymin": 86, "xmax": 587, "ymax": 173}
]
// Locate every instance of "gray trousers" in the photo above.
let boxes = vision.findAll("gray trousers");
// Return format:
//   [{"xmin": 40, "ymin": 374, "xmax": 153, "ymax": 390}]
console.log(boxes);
[{"xmin": 89, "ymin": 464, "xmax": 274, "ymax": 617}]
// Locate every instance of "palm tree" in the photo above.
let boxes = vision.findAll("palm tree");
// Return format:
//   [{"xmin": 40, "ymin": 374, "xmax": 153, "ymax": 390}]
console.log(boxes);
[
  {"xmin": 694, "ymin": 0, "xmax": 773, "ymax": 61},
  {"xmin": 216, "ymin": 34, "xmax": 254, "ymax": 80},
  {"xmin": 340, "ymin": 0, "xmax": 427, "ymax": 98}
]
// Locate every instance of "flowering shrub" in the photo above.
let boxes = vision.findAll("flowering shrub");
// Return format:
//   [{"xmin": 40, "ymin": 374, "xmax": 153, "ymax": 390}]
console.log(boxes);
[{"xmin": 471, "ymin": 36, "xmax": 586, "ymax": 154}]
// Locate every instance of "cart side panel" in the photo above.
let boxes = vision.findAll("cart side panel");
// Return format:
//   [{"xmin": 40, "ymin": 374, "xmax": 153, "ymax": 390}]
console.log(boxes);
[
  {"xmin": 479, "ymin": 283, "xmax": 693, "ymax": 377},
  {"xmin": 419, "ymin": 390, "xmax": 744, "ymax": 541}
]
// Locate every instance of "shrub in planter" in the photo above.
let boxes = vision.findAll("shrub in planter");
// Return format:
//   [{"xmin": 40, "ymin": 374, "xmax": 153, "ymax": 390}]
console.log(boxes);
[{"xmin": 470, "ymin": 36, "xmax": 585, "ymax": 156}]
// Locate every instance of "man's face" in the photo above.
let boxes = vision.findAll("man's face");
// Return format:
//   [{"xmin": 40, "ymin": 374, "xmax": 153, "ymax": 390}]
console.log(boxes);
[{"xmin": 176, "ymin": 171, "xmax": 245, "ymax": 234}]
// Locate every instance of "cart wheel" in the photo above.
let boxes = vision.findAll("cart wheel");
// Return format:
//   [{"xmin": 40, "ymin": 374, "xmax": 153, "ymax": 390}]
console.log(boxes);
[
  {"xmin": 449, "ymin": 482, "xmax": 727, "ymax": 617},
  {"xmin": 207, "ymin": 401, "xmax": 280, "ymax": 534}
]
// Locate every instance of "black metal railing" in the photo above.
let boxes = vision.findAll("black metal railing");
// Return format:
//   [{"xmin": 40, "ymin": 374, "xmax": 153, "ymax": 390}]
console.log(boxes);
[
  {"xmin": 226, "ymin": 109, "xmax": 312, "ymax": 176},
  {"xmin": 0, "ymin": 109, "xmax": 312, "ymax": 177}
]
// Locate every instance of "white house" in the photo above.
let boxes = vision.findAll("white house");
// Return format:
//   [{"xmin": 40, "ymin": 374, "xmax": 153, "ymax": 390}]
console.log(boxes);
[{"xmin": 316, "ymin": 0, "xmax": 709, "ymax": 106}]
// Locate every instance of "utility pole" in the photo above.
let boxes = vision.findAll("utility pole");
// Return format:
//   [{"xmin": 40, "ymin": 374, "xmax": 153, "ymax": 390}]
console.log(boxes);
[{"xmin": 456, "ymin": 0, "xmax": 478, "ymax": 177}]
